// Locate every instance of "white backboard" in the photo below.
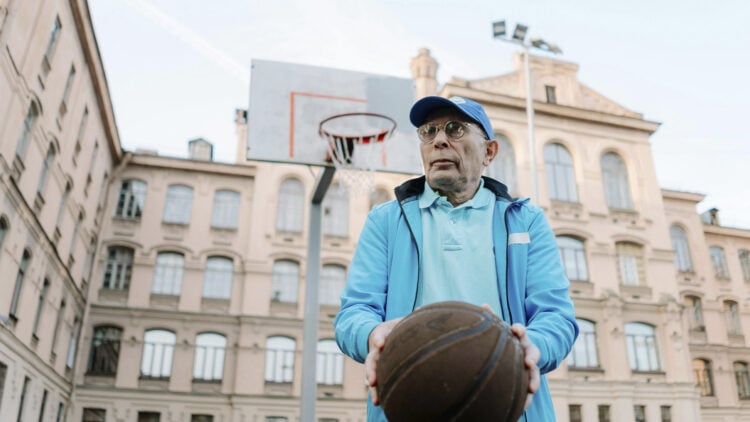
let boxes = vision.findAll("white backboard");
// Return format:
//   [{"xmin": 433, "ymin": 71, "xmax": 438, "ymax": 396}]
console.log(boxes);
[{"xmin": 246, "ymin": 59, "xmax": 422, "ymax": 174}]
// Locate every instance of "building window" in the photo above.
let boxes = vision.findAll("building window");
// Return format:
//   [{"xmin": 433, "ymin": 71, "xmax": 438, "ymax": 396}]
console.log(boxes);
[
  {"xmin": 55, "ymin": 402, "xmax": 64, "ymax": 422},
  {"xmin": 488, "ymin": 135, "xmax": 517, "ymax": 195},
  {"xmin": 65, "ymin": 317, "xmax": 80, "ymax": 369},
  {"xmin": 58, "ymin": 64, "xmax": 76, "ymax": 117},
  {"xmin": 73, "ymin": 107, "xmax": 89, "ymax": 164},
  {"xmin": 277, "ymin": 178, "xmax": 304, "ymax": 232},
  {"xmin": 162, "ymin": 184, "xmax": 193, "ymax": 224},
  {"xmin": 320, "ymin": 264, "xmax": 346, "ymax": 306},
  {"xmin": 191, "ymin": 416, "xmax": 214, "ymax": 422},
  {"xmin": 42, "ymin": 16, "xmax": 62, "ymax": 72},
  {"xmin": 625, "ymin": 322, "xmax": 660, "ymax": 372},
  {"xmin": 669, "ymin": 225, "xmax": 692, "ymax": 272},
  {"xmin": 323, "ymin": 182, "xmax": 349, "ymax": 237},
  {"xmin": 317, "ymin": 339, "xmax": 344, "ymax": 385},
  {"xmin": 568, "ymin": 404, "xmax": 582, "ymax": 422},
  {"xmin": 211, "ymin": 190, "xmax": 240, "ymax": 229},
  {"xmin": 10, "ymin": 249, "xmax": 32, "ymax": 319},
  {"xmin": 556, "ymin": 236, "xmax": 589, "ymax": 281},
  {"xmin": 369, "ymin": 187, "xmax": 391, "ymax": 210},
  {"xmin": 725, "ymin": 300, "xmax": 742, "ymax": 336},
  {"xmin": 660, "ymin": 405, "xmax": 672, "ymax": 422},
  {"xmin": 265, "ymin": 418, "xmax": 288, "ymax": 422},
  {"xmin": 739, "ymin": 249, "xmax": 750, "ymax": 282},
  {"xmin": 17, "ymin": 376, "xmax": 30, "ymax": 422},
  {"xmin": 141, "ymin": 329, "xmax": 175, "ymax": 379},
  {"xmin": 616, "ymin": 242, "xmax": 644, "ymax": 286},
  {"xmin": 202, "ymin": 256, "xmax": 233, "ymax": 299},
  {"xmin": 735, "ymin": 361, "xmax": 750, "ymax": 399},
  {"xmin": 51, "ymin": 299, "xmax": 66, "ymax": 356},
  {"xmin": 567, "ymin": 319, "xmax": 598, "ymax": 368},
  {"xmin": 37, "ymin": 144, "xmax": 57, "ymax": 195},
  {"xmin": 152, "ymin": 252, "xmax": 184, "ymax": 295},
  {"xmin": 0, "ymin": 361, "xmax": 7, "ymax": 411},
  {"xmin": 265, "ymin": 336, "xmax": 295, "ymax": 383},
  {"xmin": 597, "ymin": 405, "xmax": 611, "ymax": 422},
  {"xmin": 115, "ymin": 179, "xmax": 147, "ymax": 219},
  {"xmin": 634, "ymin": 405, "xmax": 646, "ymax": 422},
  {"xmin": 193, "ymin": 333, "xmax": 226, "ymax": 381},
  {"xmin": 103, "ymin": 246, "xmax": 134, "ymax": 290},
  {"xmin": 685, "ymin": 295, "xmax": 705, "ymax": 331},
  {"xmin": 0, "ymin": 215, "xmax": 8, "ymax": 249},
  {"xmin": 38, "ymin": 389, "xmax": 48, "ymax": 422},
  {"xmin": 693, "ymin": 358, "xmax": 714, "ymax": 396},
  {"xmin": 601, "ymin": 152, "xmax": 632, "ymax": 209},
  {"xmin": 87, "ymin": 326, "xmax": 122, "ymax": 376},
  {"xmin": 16, "ymin": 101, "xmax": 40, "ymax": 160},
  {"xmin": 544, "ymin": 143, "xmax": 578, "ymax": 202},
  {"xmin": 82, "ymin": 408, "xmax": 106, "ymax": 422},
  {"xmin": 709, "ymin": 246, "xmax": 730, "ymax": 279},
  {"xmin": 271, "ymin": 260, "xmax": 299, "ymax": 303},
  {"xmin": 32, "ymin": 279, "xmax": 50, "ymax": 338},
  {"xmin": 69, "ymin": 211, "xmax": 83, "ymax": 260},
  {"xmin": 137, "ymin": 412, "xmax": 160, "ymax": 422},
  {"xmin": 545, "ymin": 85, "xmax": 557, "ymax": 103},
  {"xmin": 55, "ymin": 181, "xmax": 72, "ymax": 230}
]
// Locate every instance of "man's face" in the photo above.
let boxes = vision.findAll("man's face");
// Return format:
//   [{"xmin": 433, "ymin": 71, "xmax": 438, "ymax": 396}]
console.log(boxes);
[{"xmin": 419, "ymin": 109, "xmax": 497, "ymax": 197}]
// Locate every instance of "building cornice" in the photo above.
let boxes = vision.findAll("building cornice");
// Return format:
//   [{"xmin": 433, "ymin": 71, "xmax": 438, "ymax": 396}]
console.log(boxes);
[
  {"xmin": 127, "ymin": 153, "xmax": 257, "ymax": 178},
  {"xmin": 661, "ymin": 189, "xmax": 706, "ymax": 204},
  {"xmin": 703, "ymin": 223, "xmax": 750, "ymax": 239}
]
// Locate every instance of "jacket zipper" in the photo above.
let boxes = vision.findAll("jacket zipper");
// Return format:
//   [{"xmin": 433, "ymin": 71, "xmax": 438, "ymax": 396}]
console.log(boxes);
[{"xmin": 398, "ymin": 199, "xmax": 422, "ymax": 311}]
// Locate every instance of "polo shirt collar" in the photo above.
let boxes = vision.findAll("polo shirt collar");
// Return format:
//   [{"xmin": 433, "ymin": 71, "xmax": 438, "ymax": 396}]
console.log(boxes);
[{"xmin": 418, "ymin": 178, "xmax": 493, "ymax": 209}]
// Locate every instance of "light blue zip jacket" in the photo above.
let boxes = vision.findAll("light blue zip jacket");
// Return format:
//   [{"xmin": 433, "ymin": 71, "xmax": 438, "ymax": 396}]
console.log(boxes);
[{"xmin": 334, "ymin": 176, "xmax": 578, "ymax": 421}]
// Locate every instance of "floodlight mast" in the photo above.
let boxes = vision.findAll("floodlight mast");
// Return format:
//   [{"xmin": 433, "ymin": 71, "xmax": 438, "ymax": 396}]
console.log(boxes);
[{"xmin": 492, "ymin": 21, "xmax": 562, "ymax": 206}]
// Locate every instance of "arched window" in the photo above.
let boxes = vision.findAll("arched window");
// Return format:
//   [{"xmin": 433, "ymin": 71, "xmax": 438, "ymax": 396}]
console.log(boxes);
[
  {"xmin": 601, "ymin": 152, "xmax": 632, "ymax": 209},
  {"xmin": 544, "ymin": 143, "xmax": 578, "ymax": 202},
  {"xmin": 277, "ymin": 178, "xmax": 304, "ymax": 232},
  {"xmin": 37, "ymin": 143, "xmax": 57, "ymax": 194},
  {"xmin": 0, "ymin": 215, "xmax": 8, "ymax": 249},
  {"xmin": 211, "ymin": 190, "xmax": 240, "ymax": 229},
  {"xmin": 141, "ymin": 329, "xmax": 176, "ymax": 379},
  {"xmin": 316, "ymin": 339, "xmax": 343, "ymax": 385},
  {"xmin": 489, "ymin": 134, "xmax": 517, "ymax": 195},
  {"xmin": 115, "ymin": 179, "xmax": 147, "ymax": 219},
  {"xmin": 103, "ymin": 246, "xmax": 134, "ymax": 290},
  {"xmin": 271, "ymin": 260, "xmax": 299, "ymax": 303},
  {"xmin": 739, "ymin": 249, "xmax": 750, "ymax": 282},
  {"xmin": 709, "ymin": 246, "xmax": 729, "ymax": 279},
  {"xmin": 10, "ymin": 249, "xmax": 32, "ymax": 318},
  {"xmin": 193, "ymin": 333, "xmax": 226, "ymax": 381},
  {"xmin": 163, "ymin": 184, "xmax": 193, "ymax": 224},
  {"xmin": 323, "ymin": 183, "xmax": 349, "ymax": 237},
  {"xmin": 202, "ymin": 256, "xmax": 233, "ymax": 299},
  {"xmin": 87, "ymin": 325, "xmax": 122, "ymax": 376},
  {"xmin": 152, "ymin": 252, "xmax": 184, "ymax": 295},
  {"xmin": 32, "ymin": 279, "xmax": 50, "ymax": 338},
  {"xmin": 265, "ymin": 336, "xmax": 295, "ymax": 383},
  {"xmin": 16, "ymin": 101, "xmax": 40, "ymax": 160},
  {"xmin": 693, "ymin": 358, "xmax": 714, "ymax": 396},
  {"xmin": 624, "ymin": 322, "xmax": 660, "ymax": 371},
  {"xmin": 567, "ymin": 319, "xmax": 598, "ymax": 368},
  {"xmin": 724, "ymin": 300, "xmax": 742, "ymax": 336},
  {"xmin": 320, "ymin": 264, "xmax": 346, "ymax": 306},
  {"xmin": 556, "ymin": 236, "xmax": 589, "ymax": 281},
  {"xmin": 669, "ymin": 225, "xmax": 692, "ymax": 272},
  {"xmin": 616, "ymin": 242, "xmax": 644, "ymax": 286}
]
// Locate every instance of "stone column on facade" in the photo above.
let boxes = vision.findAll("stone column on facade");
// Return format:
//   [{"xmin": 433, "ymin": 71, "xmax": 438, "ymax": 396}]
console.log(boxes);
[
  {"xmin": 410, "ymin": 48, "xmax": 438, "ymax": 99},
  {"xmin": 601, "ymin": 292, "xmax": 628, "ymax": 378}
]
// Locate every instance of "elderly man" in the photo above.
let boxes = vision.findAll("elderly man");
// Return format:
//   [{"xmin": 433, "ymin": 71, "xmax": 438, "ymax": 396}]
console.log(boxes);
[{"xmin": 334, "ymin": 96, "xmax": 578, "ymax": 421}]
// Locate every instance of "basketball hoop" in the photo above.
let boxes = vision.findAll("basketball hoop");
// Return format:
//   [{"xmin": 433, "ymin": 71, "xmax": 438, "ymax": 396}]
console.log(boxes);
[{"xmin": 318, "ymin": 112, "xmax": 397, "ymax": 195}]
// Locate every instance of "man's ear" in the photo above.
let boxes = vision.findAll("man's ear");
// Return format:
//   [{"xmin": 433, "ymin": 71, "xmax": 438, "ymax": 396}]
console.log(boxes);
[{"xmin": 484, "ymin": 139, "xmax": 499, "ymax": 166}]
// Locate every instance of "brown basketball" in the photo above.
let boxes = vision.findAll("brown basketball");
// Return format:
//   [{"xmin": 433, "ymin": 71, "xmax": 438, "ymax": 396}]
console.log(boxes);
[{"xmin": 376, "ymin": 301, "xmax": 529, "ymax": 422}]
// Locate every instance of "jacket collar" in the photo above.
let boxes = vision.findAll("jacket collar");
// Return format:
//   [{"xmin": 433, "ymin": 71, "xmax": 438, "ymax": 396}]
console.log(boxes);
[{"xmin": 395, "ymin": 175, "xmax": 513, "ymax": 203}]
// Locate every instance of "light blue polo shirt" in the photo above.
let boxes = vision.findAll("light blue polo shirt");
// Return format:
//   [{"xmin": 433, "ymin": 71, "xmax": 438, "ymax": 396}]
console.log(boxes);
[{"xmin": 415, "ymin": 179, "xmax": 502, "ymax": 316}]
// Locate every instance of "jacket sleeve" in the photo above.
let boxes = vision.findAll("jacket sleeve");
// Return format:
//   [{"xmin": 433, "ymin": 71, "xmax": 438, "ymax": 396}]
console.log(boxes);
[
  {"xmin": 522, "ymin": 208, "xmax": 579, "ymax": 374},
  {"xmin": 333, "ymin": 208, "xmax": 391, "ymax": 363}
]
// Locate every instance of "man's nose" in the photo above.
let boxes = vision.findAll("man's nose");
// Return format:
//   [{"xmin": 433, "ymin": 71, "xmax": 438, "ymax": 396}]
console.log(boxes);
[{"xmin": 431, "ymin": 130, "xmax": 450, "ymax": 148}]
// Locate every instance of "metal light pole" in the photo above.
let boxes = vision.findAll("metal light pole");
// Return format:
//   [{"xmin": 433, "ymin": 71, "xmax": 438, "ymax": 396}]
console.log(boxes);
[{"xmin": 492, "ymin": 21, "xmax": 562, "ymax": 206}]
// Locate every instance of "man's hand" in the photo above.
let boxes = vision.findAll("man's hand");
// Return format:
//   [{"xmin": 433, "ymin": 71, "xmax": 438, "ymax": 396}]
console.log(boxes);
[
  {"xmin": 510, "ymin": 323, "xmax": 541, "ymax": 410},
  {"xmin": 364, "ymin": 318, "xmax": 403, "ymax": 405}
]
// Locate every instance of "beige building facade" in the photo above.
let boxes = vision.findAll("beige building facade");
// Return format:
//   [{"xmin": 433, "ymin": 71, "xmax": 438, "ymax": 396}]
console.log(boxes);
[{"xmin": 1, "ymin": 2, "xmax": 749, "ymax": 422}]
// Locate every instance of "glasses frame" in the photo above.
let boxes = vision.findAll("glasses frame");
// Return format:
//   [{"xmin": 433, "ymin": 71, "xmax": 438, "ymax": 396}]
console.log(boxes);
[{"xmin": 417, "ymin": 120, "xmax": 488, "ymax": 144}]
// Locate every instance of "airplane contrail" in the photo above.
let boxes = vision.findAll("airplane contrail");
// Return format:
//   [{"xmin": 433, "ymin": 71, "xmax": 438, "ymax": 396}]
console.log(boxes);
[{"xmin": 121, "ymin": 0, "xmax": 250, "ymax": 87}]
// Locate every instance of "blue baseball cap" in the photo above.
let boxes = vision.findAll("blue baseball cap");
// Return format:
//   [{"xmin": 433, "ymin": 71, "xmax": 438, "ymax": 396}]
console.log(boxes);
[{"xmin": 409, "ymin": 96, "xmax": 494, "ymax": 140}]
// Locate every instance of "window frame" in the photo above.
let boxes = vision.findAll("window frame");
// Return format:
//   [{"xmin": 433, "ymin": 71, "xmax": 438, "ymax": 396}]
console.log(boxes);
[
  {"xmin": 669, "ymin": 225, "xmax": 693, "ymax": 272},
  {"xmin": 193, "ymin": 333, "xmax": 227, "ymax": 382},
  {"xmin": 265, "ymin": 336, "xmax": 296, "ymax": 383},
  {"xmin": 162, "ymin": 184, "xmax": 194, "ymax": 225},
  {"xmin": 87, "ymin": 325, "xmax": 122, "ymax": 376},
  {"xmin": 140, "ymin": 329, "xmax": 176, "ymax": 379},
  {"xmin": 202, "ymin": 256, "xmax": 233, "ymax": 299},
  {"xmin": 276, "ymin": 178, "xmax": 304, "ymax": 233},
  {"xmin": 152, "ymin": 252, "xmax": 184, "ymax": 296},
  {"xmin": 544, "ymin": 143, "xmax": 578, "ymax": 202},
  {"xmin": 625, "ymin": 322, "xmax": 661, "ymax": 372},
  {"xmin": 211, "ymin": 189, "xmax": 240, "ymax": 229}
]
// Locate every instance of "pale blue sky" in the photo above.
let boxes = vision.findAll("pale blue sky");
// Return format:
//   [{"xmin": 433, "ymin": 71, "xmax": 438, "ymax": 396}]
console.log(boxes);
[{"xmin": 89, "ymin": 0, "xmax": 750, "ymax": 228}]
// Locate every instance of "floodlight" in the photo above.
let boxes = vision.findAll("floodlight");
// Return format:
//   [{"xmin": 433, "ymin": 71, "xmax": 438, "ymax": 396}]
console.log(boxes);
[
  {"xmin": 492, "ymin": 20, "xmax": 506, "ymax": 38},
  {"xmin": 512, "ymin": 24, "xmax": 528, "ymax": 42}
]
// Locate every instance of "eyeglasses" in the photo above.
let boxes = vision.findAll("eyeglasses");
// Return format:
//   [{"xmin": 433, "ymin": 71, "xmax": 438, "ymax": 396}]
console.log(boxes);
[{"xmin": 416, "ymin": 120, "xmax": 486, "ymax": 143}]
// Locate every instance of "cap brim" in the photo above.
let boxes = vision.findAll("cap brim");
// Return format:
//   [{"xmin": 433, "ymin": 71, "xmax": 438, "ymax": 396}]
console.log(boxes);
[{"xmin": 409, "ymin": 96, "xmax": 467, "ymax": 128}]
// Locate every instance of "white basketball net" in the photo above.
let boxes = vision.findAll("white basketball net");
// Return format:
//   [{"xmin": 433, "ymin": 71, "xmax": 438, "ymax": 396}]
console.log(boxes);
[{"xmin": 319, "ymin": 113, "xmax": 396, "ymax": 195}]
